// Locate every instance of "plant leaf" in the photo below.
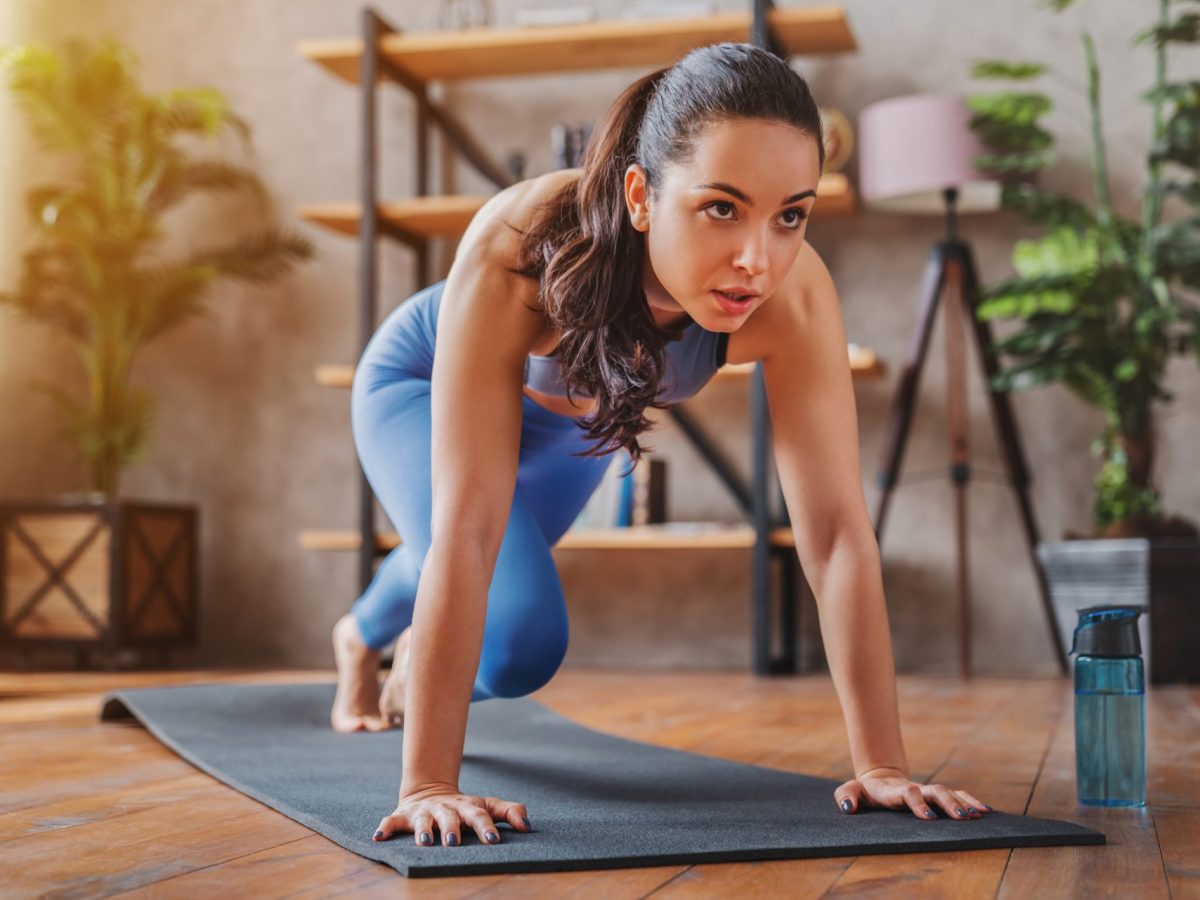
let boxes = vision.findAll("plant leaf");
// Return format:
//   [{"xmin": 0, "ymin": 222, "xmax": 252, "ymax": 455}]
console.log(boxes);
[
  {"xmin": 186, "ymin": 227, "xmax": 314, "ymax": 284},
  {"xmin": 969, "ymin": 59, "xmax": 1047, "ymax": 80},
  {"xmin": 1134, "ymin": 12, "xmax": 1200, "ymax": 47}
]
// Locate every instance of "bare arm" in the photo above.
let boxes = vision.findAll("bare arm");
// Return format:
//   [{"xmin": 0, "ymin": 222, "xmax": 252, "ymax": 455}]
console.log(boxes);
[
  {"xmin": 399, "ymin": 218, "xmax": 546, "ymax": 794},
  {"xmin": 759, "ymin": 244, "xmax": 906, "ymax": 779},
  {"xmin": 759, "ymin": 243, "xmax": 991, "ymax": 821}
]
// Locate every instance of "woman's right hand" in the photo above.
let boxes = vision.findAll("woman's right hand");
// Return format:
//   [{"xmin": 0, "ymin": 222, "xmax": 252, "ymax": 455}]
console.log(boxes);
[{"xmin": 372, "ymin": 782, "xmax": 534, "ymax": 847}]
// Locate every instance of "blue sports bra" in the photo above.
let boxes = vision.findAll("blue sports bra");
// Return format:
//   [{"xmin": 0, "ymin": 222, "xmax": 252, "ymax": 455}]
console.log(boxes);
[
  {"xmin": 524, "ymin": 317, "xmax": 729, "ymax": 406},
  {"xmin": 360, "ymin": 277, "xmax": 730, "ymax": 406}
]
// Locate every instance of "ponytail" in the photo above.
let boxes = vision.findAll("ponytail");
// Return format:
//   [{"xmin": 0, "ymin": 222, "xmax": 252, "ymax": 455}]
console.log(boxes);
[
  {"xmin": 512, "ymin": 67, "xmax": 674, "ymax": 466},
  {"xmin": 509, "ymin": 43, "xmax": 825, "ymax": 467}
]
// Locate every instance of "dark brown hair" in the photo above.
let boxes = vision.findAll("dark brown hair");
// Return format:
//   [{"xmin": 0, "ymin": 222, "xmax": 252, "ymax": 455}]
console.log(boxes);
[{"xmin": 508, "ymin": 42, "xmax": 825, "ymax": 465}]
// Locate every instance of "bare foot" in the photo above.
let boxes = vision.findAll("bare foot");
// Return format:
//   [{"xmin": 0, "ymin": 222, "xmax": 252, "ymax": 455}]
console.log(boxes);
[
  {"xmin": 331, "ymin": 613, "xmax": 388, "ymax": 733},
  {"xmin": 378, "ymin": 625, "xmax": 413, "ymax": 729}
]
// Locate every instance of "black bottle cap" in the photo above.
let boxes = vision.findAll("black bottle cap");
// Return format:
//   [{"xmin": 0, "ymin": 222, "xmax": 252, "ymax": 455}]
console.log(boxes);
[{"xmin": 1070, "ymin": 604, "xmax": 1147, "ymax": 658}]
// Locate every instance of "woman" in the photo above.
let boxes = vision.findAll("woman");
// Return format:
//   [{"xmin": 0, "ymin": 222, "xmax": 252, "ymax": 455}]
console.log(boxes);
[{"xmin": 332, "ymin": 43, "xmax": 993, "ymax": 848}]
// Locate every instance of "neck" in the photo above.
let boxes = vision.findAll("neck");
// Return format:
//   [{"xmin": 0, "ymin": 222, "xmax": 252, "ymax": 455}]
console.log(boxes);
[{"xmin": 641, "ymin": 258, "xmax": 691, "ymax": 331}]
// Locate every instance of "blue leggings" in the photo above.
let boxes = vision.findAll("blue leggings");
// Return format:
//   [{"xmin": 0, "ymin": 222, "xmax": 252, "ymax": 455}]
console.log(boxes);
[{"xmin": 349, "ymin": 281, "xmax": 615, "ymax": 702}]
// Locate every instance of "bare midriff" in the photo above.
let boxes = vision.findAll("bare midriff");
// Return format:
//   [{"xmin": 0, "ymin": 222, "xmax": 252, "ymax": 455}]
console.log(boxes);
[
  {"xmin": 521, "ymin": 322, "xmax": 599, "ymax": 418},
  {"xmin": 521, "ymin": 383, "xmax": 597, "ymax": 418}
]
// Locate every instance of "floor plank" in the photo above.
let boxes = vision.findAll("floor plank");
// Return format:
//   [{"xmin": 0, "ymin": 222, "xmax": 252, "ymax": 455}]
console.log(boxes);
[
  {"xmin": 0, "ymin": 669, "xmax": 1189, "ymax": 897},
  {"xmin": 997, "ymin": 682, "xmax": 1173, "ymax": 899}
]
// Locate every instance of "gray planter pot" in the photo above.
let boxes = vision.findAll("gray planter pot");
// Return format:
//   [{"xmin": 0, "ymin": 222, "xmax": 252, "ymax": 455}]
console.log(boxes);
[{"xmin": 1037, "ymin": 538, "xmax": 1200, "ymax": 685}]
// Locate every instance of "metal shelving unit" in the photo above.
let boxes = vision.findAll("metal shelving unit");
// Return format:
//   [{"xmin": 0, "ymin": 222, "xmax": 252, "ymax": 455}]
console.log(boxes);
[{"xmin": 297, "ymin": 1, "xmax": 869, "ymax": 675}]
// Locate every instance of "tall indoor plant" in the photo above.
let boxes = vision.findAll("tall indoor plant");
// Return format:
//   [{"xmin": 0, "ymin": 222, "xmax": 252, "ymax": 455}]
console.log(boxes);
[
  {"xmin": 0, "ymin": 38, "xmax": 312, "ymax": 497},
  {"xmin": 966, "ymin": 0, "xmax": 1200, "ymax": 681},
  {"xmin": 0, "ymin": 39, "xmax": 312, "ymax": 665}
]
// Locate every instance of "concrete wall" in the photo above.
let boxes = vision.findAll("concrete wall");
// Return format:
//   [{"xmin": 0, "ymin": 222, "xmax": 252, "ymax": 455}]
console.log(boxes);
[{"xmin": 2, "ymin": 0, "xmax": 1196, "ymax": 675}]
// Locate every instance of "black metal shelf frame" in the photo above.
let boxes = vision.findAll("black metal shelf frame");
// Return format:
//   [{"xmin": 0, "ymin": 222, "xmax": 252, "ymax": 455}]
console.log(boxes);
[{"xmin": 352, "ymin": 0, "xmax": 808, "ymax": 675}]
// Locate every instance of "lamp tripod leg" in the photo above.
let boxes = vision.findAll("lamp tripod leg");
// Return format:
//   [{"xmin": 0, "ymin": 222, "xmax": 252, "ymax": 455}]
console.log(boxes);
[
  {"xmin": 872, "ymin": 244, "xmax": 950, "ymax": 544},
  {"xmin": 943, "ymin": 251, "xmax": 973, "ymax": 679},
  {"xmin": 960, "ymin": 245, "xmax": 1070, "ymax": 675}
]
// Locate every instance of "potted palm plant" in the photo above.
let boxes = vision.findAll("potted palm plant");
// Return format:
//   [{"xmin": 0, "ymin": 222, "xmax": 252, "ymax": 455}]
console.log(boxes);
[
  {"xmin": 0, "ymin": 39, "xmax": 313, "ymax": 667},
  {"xmin": 966, "ymin": 0, "xmax": 1200, "ymax": 682}
]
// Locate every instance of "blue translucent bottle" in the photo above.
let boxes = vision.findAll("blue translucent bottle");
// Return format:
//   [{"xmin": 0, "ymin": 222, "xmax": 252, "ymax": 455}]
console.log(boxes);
[{"xmin": 1071, "ymin": 604, "xmax": 1147, "ymax": 807}]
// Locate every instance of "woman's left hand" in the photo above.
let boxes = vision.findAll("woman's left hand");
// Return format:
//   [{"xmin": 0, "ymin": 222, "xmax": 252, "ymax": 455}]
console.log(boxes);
[{"xmin": 834, "ymin": 767, "xmax": 994, "ymax": 820}]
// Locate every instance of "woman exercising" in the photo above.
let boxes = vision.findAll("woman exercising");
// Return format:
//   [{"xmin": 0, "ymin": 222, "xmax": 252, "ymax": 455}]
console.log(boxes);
[{"xmin": 330, "ymin": 42, "xmax": 993, "ymax": 847}]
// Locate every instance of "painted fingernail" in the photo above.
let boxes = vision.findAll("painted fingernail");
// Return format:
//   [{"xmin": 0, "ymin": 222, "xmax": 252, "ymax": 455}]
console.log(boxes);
[
  {"xmin": 967, "ymin": 806, "xmax": 978, "ymax": 815},
  {"xmin": 522, "ymin": 816, "xmax": 532, "ymax": 830},
  {"xmin": 419, "ymin": 832, "xmax": 432, "ymax": 845},
  {"xmin": 924, "ymin": 809, "xmax": 936, "ymax": 819},
  {"xmin": 373, "ymin": 829, "xmax": 385, "ymax": 839},
  {"xmin": 486, "ymin": 831, "xmax": 499, "ymax": 843},
  {"xmin": 983, "ymin": 804, "xmax": 995, "ymax": 812},
  {"xmin": 447, "ymin": 833, "xmax": 459, "ymax": 846},
  {"xmin": 954, "ymin": 807, "xmax": 966, "ymax": 817},
  {"xmin": 841, "ymin": 798, "xmax": 853, "ymax": 813}
]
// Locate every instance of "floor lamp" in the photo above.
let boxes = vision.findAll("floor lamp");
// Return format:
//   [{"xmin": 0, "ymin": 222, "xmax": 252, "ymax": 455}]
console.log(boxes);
[{"xmin": 857, "ymin": 94, "xmax": 1067, "ymax": 679}]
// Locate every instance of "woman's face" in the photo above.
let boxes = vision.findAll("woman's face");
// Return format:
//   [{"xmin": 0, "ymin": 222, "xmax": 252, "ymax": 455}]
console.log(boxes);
[{"xmin": 624, "ymin": 117, "xmax": 821, "ymax": 331}]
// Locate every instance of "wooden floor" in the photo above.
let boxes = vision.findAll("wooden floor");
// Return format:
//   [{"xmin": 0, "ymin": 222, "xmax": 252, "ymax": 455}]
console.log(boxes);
[{"xmin": 1, "ymin": 668, "xmax": 1196, "ymax": 898}]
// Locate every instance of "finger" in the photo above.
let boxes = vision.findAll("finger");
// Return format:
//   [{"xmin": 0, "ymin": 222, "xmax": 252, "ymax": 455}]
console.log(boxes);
[
  {"xmin": 463, "ymin": 807, "xmax": 501, "ymax": 845},
  {"xmin": 373, "ymin": 813, "xmax": 409, "ymax": 841},
  {"xmin": 484, "ymin": 796, "xmax": 533, "ymax": 832},
  {"xmin": 956, "ymin": 790, "xmax": 994, "ymax": 814},
  {"xmin": 904, "ymin": 783, "xmax": 937, "ymax": 821},
  {"xmin": 412, "ymin": 811, "xmax": 436, "ymax": 847},
  {"xmin": 833, "ymin": 780, "xmax": 865, "ymax": 814},
  {"xmin": 434, "ymin": 809, "xmax": 461, "ymax": 847},
  {"xmin": 951, "ymin": 789, "xmax": 983, "ymax": 818},
  {"xmin": 925, "ymin": 784, "xmax": 970, "ymax": 819},
  {"xmin": 926, "ymin": 787, "xmax": 974, "ymax": 820}
]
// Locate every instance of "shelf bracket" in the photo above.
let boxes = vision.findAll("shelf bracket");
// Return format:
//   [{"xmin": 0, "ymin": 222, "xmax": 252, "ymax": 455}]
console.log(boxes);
[
  {"xmin": 366, "ymin": 12, "xmax": 515, "ymax": 190},
  {"xmin": 666, "ymin": 406, "xmax": 752, "ymax": 517}
]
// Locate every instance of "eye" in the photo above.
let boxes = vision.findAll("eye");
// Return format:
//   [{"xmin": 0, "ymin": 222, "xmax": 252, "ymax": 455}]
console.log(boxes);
[
  {"xmin": 704, "ymin": 201, "xmax": 809, "ymax": 229},
  {"xmin": 780, "ymin": 207, "xmax": 808, "ymax": 228},
  {"xmin": 705, "ymin": 200, "xmax": 736, "ymax": 220}
]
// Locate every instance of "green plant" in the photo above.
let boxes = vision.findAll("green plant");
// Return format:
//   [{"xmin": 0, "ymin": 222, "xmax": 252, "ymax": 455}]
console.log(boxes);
[
  {"xmin": 0, "ymin": 38, "xmax": 313, "ymax": 498},
  {"xmin": 966, "ymin": 0, "xmax": 1200, "ymax": 539}
]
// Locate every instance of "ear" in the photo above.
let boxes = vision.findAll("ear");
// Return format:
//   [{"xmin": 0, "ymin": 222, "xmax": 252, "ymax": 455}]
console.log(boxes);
[{"xmin": 624, "ymin": 163, "xmax": 650, "ymax": 232}]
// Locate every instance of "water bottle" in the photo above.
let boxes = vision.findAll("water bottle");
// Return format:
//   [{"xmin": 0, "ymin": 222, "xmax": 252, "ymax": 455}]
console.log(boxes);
[{"xmin": 1071, "ymin": 604, "xmax": 1147, "ymax": 807}]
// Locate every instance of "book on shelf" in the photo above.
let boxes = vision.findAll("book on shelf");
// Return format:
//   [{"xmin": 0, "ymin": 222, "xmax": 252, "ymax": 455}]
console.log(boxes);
[{"xmin": 569, "ymin": 452, "xmax": 667, "ymax": 530}]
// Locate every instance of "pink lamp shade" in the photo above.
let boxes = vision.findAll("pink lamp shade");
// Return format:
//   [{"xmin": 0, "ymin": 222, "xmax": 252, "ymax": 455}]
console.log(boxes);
[{"xmin": 858, "ymin": 93, "xmax": 1002, "ymax": 215}]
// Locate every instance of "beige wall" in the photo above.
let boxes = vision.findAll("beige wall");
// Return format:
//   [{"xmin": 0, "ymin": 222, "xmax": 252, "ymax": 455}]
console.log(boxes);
[
  {"xmin": 0, "ymin": 1, "xmax": 98, "ymax": 501},
  {"xmin": 2, "ymin": 1, "xmax": 1197, "ymax": 675}
]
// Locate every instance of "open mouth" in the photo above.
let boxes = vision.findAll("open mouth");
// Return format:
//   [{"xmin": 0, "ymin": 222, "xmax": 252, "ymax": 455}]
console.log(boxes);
[{"xmin": 712, "ymin": 290, "xmax": 757, "ymax": 312}]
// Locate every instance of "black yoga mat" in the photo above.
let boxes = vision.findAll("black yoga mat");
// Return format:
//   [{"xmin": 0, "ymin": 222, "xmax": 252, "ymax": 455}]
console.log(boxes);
[{"xmin": 100, "ymin": 682, "xmax": 1103, "ymax": 878}]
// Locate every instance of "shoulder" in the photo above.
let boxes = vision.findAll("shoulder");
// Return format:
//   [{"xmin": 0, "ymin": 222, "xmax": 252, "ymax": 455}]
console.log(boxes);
[
  {"xmin": 460, "ymin": 168, "xmax": 581, "ymax": 264},
  {"xmin": 725, "ymin": 241, "xmax": 834, "ymax": 366},
  {"xmin": 440, "ymin": 171, "xmax": 583, "ymax": 353}
]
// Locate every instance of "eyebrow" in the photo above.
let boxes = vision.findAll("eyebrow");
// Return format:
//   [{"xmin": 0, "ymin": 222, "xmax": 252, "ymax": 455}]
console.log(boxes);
[{"xmin": 691, "ymin": 182, "xmax": 817, "ymax": 207}]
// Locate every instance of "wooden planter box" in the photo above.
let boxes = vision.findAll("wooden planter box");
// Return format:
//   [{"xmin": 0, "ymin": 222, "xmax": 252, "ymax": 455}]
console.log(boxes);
[
  {"xmin": 1037, "ymin": 538, "xmax": 1200, "ymax": 685},
  {"xmin": 0, "ymin": 497, "xmax": 198, "ymax": 661}
]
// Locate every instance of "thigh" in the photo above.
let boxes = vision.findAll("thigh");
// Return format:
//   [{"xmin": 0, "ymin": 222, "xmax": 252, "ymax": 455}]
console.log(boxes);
[
  {"xmin": 351, "ymin": 375, "xmax": 435, "ymax": 561},
  {"xmin": 353, "ymin": 378, "xmax": 569, "ymax": 691},
  {"xmin": 476, "ymin": 481, "xmax": 570, "ymax": 688},
  {"xmin": 353, "ymin": 376, "xmax": 613, "ymax": 575},
  {"xmin": 516, "ymin": 396, "xmax": 619, "ymax": 545}
]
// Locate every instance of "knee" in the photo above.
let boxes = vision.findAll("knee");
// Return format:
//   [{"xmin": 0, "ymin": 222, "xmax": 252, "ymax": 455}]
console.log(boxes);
[{"xmin": 476, "ymin": 619, "xmax": 568, "ymax": 699}]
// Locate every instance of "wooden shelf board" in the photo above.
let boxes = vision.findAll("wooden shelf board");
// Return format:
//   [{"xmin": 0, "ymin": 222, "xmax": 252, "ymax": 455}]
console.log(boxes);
[
  {"xmin": 300, "ymin": 173, "xmax": 854, "ymax": 240},
  {"xmin": 315, "ymin": 346, "xmax": 884, "ymax": 392},
  {"xmin": 299, "ymin": 194, "xmax": 492, "ymax": 239},
  {"xmin": 298, "ymin": 7, "xmax": 856, "ymax": 85},
  {"xmin": 299, "ymin": 525, "xmax": 795, "ymax": 552}
]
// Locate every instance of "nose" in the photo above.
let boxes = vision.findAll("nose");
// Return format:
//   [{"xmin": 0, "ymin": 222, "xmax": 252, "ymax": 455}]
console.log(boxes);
[{"xmin": 733, "ymin": 228, "xmax": 769, "ymax": 277}]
